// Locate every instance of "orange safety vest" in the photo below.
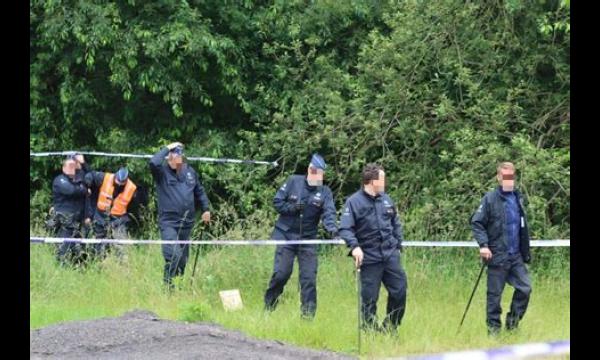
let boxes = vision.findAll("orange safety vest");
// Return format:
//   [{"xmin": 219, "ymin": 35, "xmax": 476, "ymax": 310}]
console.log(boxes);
[{"xmin": 97, "ymin": 173, "xmax": 137, "ymax": 217}]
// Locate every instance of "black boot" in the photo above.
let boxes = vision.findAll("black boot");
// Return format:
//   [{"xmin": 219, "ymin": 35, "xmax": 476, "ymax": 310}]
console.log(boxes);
[
  {"xmin": 506, "ymin": 312, "xmax": 520, "ymax": 331},
  {"xmin": 301, "ymin": 311, "xmax": 315, "ymax": 320},
  {"xmin": 381, "ymin": 318, "xmax": 399, "ymax": 335},
  {"xmin": 264, "ymin": 298, "xmax": 278, "ymax": 313},
  {"xmin": 361, "ymin": 318, "xmax": 380, "ymax": 332},
  {"xmin": 300, "ymin": 302, "xmax": 316, "ymax": 320},
  {"xmin": 488, "ymin": 326, "xmax": 501, "ymax": 336}
]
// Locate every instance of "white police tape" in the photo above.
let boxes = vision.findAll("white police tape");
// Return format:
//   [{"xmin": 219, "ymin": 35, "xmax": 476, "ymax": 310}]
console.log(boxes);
[
  {"xmin": 29, "ymin": 237, "xmax": 570, "ymax": 247},
  {"xmin": 389, "ymin": 340, "xmax": 569, "ymax": 360},
  {"xmin": 29, "ymin": 150, "xmax": 278, "ymax": 167},
  {"xmin": 29, "ymin": 237, "xmax": 342, "ymax": 245}
]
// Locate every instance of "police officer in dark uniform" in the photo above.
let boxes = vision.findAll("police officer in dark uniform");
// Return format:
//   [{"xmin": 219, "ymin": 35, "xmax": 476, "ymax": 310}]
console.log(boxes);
[
  {"xmin": 339, "ymin": 163, "xmax": 407, "ymax": 333},
  {"xmin": 471, "ymin": 162, "xmax": 532, "ymax": 335},
  {"xmin": 264, "ymin": 154, "xmax": 338, "ymax": 318},
  {"xmin": 149, "ymin": 142, "xmax": 211, "ymax": 288},
  {"xmin": 51, "ymin": 155, "xmax": 92, "ymax": 265}
]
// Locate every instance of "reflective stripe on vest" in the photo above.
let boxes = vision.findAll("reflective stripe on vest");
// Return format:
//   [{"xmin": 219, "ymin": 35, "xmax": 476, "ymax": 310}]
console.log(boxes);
[
  {"xmin": 97, "ymin": 173, "xmax": 115, "ymax": 212},
  {"xmin": 97, "ymin": 174, "xmax": 136, "ymax": 216},
  {"xmin": 110, "ymin": 180, "xmax": 136, "ymax": 216}
]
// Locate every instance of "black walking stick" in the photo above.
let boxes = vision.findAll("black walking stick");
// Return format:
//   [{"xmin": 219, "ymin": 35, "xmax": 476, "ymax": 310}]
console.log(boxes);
[
  {"xmin": 191, "ymin": 223, "xmax": 206, "ymax": 282},
  {"xmin": 297, "ymin": 197, "xmax": 305, "ymax": 294},
  {"xmin": 356, "ymin": 266, "xmax": 362, "ymax": 356},
  {"xmin": 457, "ymin": 261, "xmax": 487, "ymax": 333}
]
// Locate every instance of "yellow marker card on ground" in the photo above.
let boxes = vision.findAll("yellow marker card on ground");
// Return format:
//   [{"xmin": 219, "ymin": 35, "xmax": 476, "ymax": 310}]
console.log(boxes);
[{"xmin": 219, "ymin": 289, "xmax": 243, "ymax": 311}]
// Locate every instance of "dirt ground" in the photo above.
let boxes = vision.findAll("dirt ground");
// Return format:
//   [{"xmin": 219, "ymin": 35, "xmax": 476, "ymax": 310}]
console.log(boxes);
[{"xmin": 30, "ymin": 310, "xmax": 356, "ymax": 359}]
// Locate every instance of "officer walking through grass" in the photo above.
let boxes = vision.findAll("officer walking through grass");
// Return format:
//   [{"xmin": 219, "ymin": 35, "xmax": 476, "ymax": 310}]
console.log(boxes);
[
  {"xmin": 264, "ymin": 153, "xmax": 338, "ymax": 319},
  {"xmin": 471, "ymin": 162, "xmax": 532, "ymax": 335},
  {"xmin": 149, "ymin": 142, "xmax": 211, "ymax": 289},
  {"xmin": 339, "ymin": 163, "xmax": 407, "ymax": 333}
]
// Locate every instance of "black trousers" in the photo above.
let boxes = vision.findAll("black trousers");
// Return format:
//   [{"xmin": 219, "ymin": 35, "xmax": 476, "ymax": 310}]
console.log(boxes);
[
  {"xmin": 92, "ymin": 213, "xmax": 129, "ymax": 259},
  {"xmin": 360, "ymin": 253, "xmax": 407, "ymax": 330},
  {"xmin": 55, "ymin": 213, "xmax": 86, "ymax": 266},
  {"xmin": 264, "ymin": 242, "xmax": 318, "ymax": 317},
  {"xmin": 160, "ymin": 224, "xmax": 193, "ymax": 288},
  {"xmin": 486, "ymin": 253, "xmax": 532, "ymax": 330}
]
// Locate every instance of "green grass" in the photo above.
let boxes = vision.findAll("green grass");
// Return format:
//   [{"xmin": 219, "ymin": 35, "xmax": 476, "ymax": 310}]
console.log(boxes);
[{"xmin": 30, "ymin": 242, "xmax": 569, "ymax": 358}]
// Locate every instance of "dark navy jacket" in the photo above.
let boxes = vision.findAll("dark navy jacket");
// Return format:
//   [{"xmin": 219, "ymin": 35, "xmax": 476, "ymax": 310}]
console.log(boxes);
[
  {"xmin": 471, "ymin": 186, "xmax": 531, "ymax": 264},
  {"xmin": 339, "ymin": 189, "xmax": 403, "ymax": 265},
  {"xmin": 149, "ymin": 147, "xmax": 210, "ymax": 227},
  {"xmin": 503, "ymin": 190, "xmax": 521, "ymax": 254},
  {"xmin": 52, "ymin": 172, "xmax": 89, "ymax": 222},
  {"xmin": 272, "ymin": 175, "xmax": 337, "ymax": 240}
]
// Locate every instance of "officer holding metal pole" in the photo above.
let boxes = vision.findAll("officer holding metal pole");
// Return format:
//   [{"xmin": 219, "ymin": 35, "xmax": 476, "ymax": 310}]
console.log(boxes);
[
  {"xmin": 339, "ymin": 163, "xmax": 407, "ymax": 334},
  {"xmin": 471, "ymin": 162, "xmax": 532, "ymax": 335},
  {"xmin": 149, "ymin": 142, "xmax": 211, "ymax": 289}
]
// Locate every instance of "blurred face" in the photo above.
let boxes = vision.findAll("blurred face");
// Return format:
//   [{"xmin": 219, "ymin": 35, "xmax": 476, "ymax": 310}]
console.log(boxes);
[
  {"xmin": 497, "ymin": 168, "xmax": 516, "ymax": 192},
  {"xmin": 63, "ymin": 160, "xmax": 76, "ymax": 177},
  {"xmin": 67, "ymin": 155, "xmax": 82, "ymax": 170},
  {"xmin": 372, "ymin": 170, "xmax": 385, "ymax": 194},
  {"xmin": 168, "ymin": 152, "xmax": 184, "ymax": 169},
  {"xmin": 307, "ymin": 166, "xmax": 324, "ymax": 186}
]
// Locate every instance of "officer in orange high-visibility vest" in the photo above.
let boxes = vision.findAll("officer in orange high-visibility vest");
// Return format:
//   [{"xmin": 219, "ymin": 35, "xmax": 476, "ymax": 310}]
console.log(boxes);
[{"xmin": 85, "ymin": 167, "xmax": 137, "ymax": 259}]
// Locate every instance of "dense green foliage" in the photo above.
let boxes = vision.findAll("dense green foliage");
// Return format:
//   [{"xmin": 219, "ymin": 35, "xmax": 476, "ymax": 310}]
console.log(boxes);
[{"xmin": 30, "ymin": 0, "xmax": 570, "ymax": 241}]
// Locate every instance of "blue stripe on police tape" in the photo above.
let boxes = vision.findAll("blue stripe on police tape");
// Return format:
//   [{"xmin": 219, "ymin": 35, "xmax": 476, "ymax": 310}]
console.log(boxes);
[
  {"xmin": 29, "ymin": 237, "xmax": 570, "ymax": 247},
  {"xmin": 392, "ymin": 340, "xmax": 569, "ymax": 360}
]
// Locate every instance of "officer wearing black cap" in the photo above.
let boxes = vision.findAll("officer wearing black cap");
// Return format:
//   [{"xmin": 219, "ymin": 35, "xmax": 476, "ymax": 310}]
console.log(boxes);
[
  {"xmin": 339, "ymin": 163, "xmax": 407, "ymax": 333},
  {"xmin": 52, "ymin": 154, "xmax": 92, "ymax": 265},
  {"xmin": 149, "ymin": 142, "xmax": 211, "ymax": 288},
  {"xmin": 264, "ymin": 153, "xmax": 338, "ymax": 318},
  {"xmin": 84, "ymin": 166, "xmax": 137, "ymax": 259}
]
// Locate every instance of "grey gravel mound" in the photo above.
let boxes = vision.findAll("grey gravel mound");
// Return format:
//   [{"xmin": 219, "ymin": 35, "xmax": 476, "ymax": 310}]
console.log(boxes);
[{"xmin": 30, "ymin": 309, "xmax": 355, "ymax": 359}]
